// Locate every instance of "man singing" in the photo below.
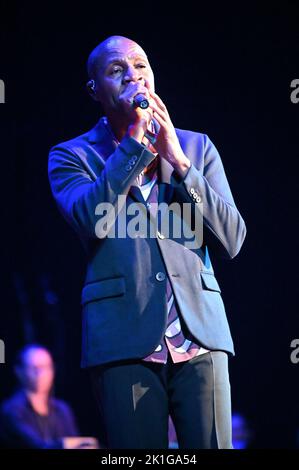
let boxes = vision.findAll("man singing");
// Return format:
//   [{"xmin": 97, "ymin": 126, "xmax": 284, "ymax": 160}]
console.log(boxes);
[{"xmin": 48, "ymin": 35, "xmax": 246, "ymax": 449}]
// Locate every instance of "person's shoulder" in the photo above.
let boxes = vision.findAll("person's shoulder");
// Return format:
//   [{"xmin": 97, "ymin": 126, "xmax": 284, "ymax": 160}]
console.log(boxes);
[
  {"xmin": 175, "ymin": 127, "xmax": 209, "ymax": 145},
  {"xmin": 49, "ymin": 117, "xmax": 106, "ymax": 156},
  {"xmin": 0, "ymin": 391, "xmax": 27, "ymax": 416},
  {"xmin": 175, "ymin": 127, "xmax": 207, "ymax": 140},
  {"xmin": 49, "ymin": 129, "xmax": 91, "ymax": 155},
  {"xmin": 175, "ymin": 127, "xmax": 214, "ymax": 157}
]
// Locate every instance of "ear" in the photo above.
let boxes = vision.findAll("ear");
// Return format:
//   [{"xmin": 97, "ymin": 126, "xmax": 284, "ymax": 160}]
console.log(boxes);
[{"xmin": 86, "ymin": 79, "xmax": 101, "ymax": 102}]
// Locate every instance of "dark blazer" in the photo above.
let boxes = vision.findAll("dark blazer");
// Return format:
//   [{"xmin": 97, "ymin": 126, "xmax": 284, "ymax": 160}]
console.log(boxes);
[{"xmin": 48, "ymin": 117, "xmax": 246, "ymax": 368}]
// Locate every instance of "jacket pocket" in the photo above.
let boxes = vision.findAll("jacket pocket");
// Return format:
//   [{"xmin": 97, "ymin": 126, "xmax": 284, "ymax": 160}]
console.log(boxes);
[
  {"xmin": 81, "ymin": 277, "xmax": 126, "ymax": 305},
  {"xmin": 200, "ymin": 272, "xmax": 221, "ymax": 293}
]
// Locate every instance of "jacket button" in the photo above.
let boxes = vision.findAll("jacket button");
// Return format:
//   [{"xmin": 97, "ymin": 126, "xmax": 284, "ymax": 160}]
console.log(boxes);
[
  {"xmin": 156, "ymin": 272, "xmax": 166, "ymax": 281},
  {"xmin": 196, "ymin": 195, "xmax": 202, "ymax": 203},
  {"xmin": 190, "ymin": 188, "xmax": 195, "ymax": 195},
  {"xmin": 131, "ymin": 155, "xmax": 138, "ymax": 162},
  {"xmin": 125, "ymin": 164, "xmax": 132, "ymax": 171}
]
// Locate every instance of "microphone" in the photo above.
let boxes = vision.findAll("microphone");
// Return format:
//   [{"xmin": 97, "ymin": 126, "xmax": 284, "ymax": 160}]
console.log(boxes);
[{"xmin": 133, "ymin": 93, "xmax": 149, "ymax": 109}]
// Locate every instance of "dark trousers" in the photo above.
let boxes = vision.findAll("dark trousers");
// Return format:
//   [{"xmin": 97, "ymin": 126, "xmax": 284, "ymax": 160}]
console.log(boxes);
[{"xmin": 89, "ymin": 351, "xmax": 232, "ymax": 449}]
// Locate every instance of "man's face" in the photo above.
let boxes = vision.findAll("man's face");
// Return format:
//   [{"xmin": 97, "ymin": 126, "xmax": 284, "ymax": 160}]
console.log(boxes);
[
  {"xmin": 94, "ymin": 37, "xmax": 155, "ymax": 113},
  {"xmin": 18, "ymin": 348, "xmax": 55, "ymax": 394}
]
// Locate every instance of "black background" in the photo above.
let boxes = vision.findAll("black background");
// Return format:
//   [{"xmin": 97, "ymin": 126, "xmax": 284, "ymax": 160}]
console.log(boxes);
[{"xmin": 0, "ymin": 1, "xmax": 298, "ymax": 448}]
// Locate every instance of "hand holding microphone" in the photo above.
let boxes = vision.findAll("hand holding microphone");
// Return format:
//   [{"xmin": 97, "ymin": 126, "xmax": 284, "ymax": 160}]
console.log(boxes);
[
  {"xmin": 133, "ymin": 93, "xmax": 149, "ymax": 109},
  {"xmin": 119, "ymin": 82, "xmax": 153, "ymax": 143},
  {"xmin": 132, "ymin": 92, "xmax": 157, "ymax": 148}
]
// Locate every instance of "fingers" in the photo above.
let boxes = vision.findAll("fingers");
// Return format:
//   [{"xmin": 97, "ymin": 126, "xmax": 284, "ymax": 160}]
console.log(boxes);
[
  {"xmin": 148, "ymin": 90, "xmax": 169, "ymax": 117},
  {"xmin": 152, "ymin": 109, "xmax": 168, "ymax": 129},
  {"xmin": 135, "ymin": 105, "xmax": 154, "ymax": 127},
  {"xmin": 150, "ymin": 101, "xmax": 166, "ymax": 118},
  {"xmin": 149, "ymin": 99, "xmax": 169, "ymax": 128}
]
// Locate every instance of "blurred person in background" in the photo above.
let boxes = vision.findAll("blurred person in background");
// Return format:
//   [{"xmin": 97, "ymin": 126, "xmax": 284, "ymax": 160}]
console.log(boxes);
[
  {"xmin": 0, "ymin": 344, "xmax": 98, "ymax": 449},
  {"xmin": 232, "ymin": 411, "xmax": 253, "ymax": 449}
]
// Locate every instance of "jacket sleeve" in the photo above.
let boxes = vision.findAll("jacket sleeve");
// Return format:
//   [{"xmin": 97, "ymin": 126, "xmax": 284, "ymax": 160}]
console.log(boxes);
[
  {"xmin": 172, "ymin": 134, "xmax": 247, "ymax": 259},
  {"xmin": 48, "ymin": 135, "xmax": 156, "ymax": 239}
]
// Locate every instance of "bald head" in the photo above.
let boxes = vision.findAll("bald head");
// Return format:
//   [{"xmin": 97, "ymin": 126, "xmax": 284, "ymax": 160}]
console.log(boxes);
[
  {"xmin": 87, "ymin": 35, "xmax": 148, "ymax": 79},
  {"xmin": 86, "ymin": 35, "xmax": 154, "ymax": 114}
]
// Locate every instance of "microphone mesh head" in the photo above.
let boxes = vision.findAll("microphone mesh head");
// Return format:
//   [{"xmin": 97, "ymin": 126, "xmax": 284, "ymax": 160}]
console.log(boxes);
[{"xmin": 134, "ymin": 94, "xmax": 149, "ymax": 109}]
